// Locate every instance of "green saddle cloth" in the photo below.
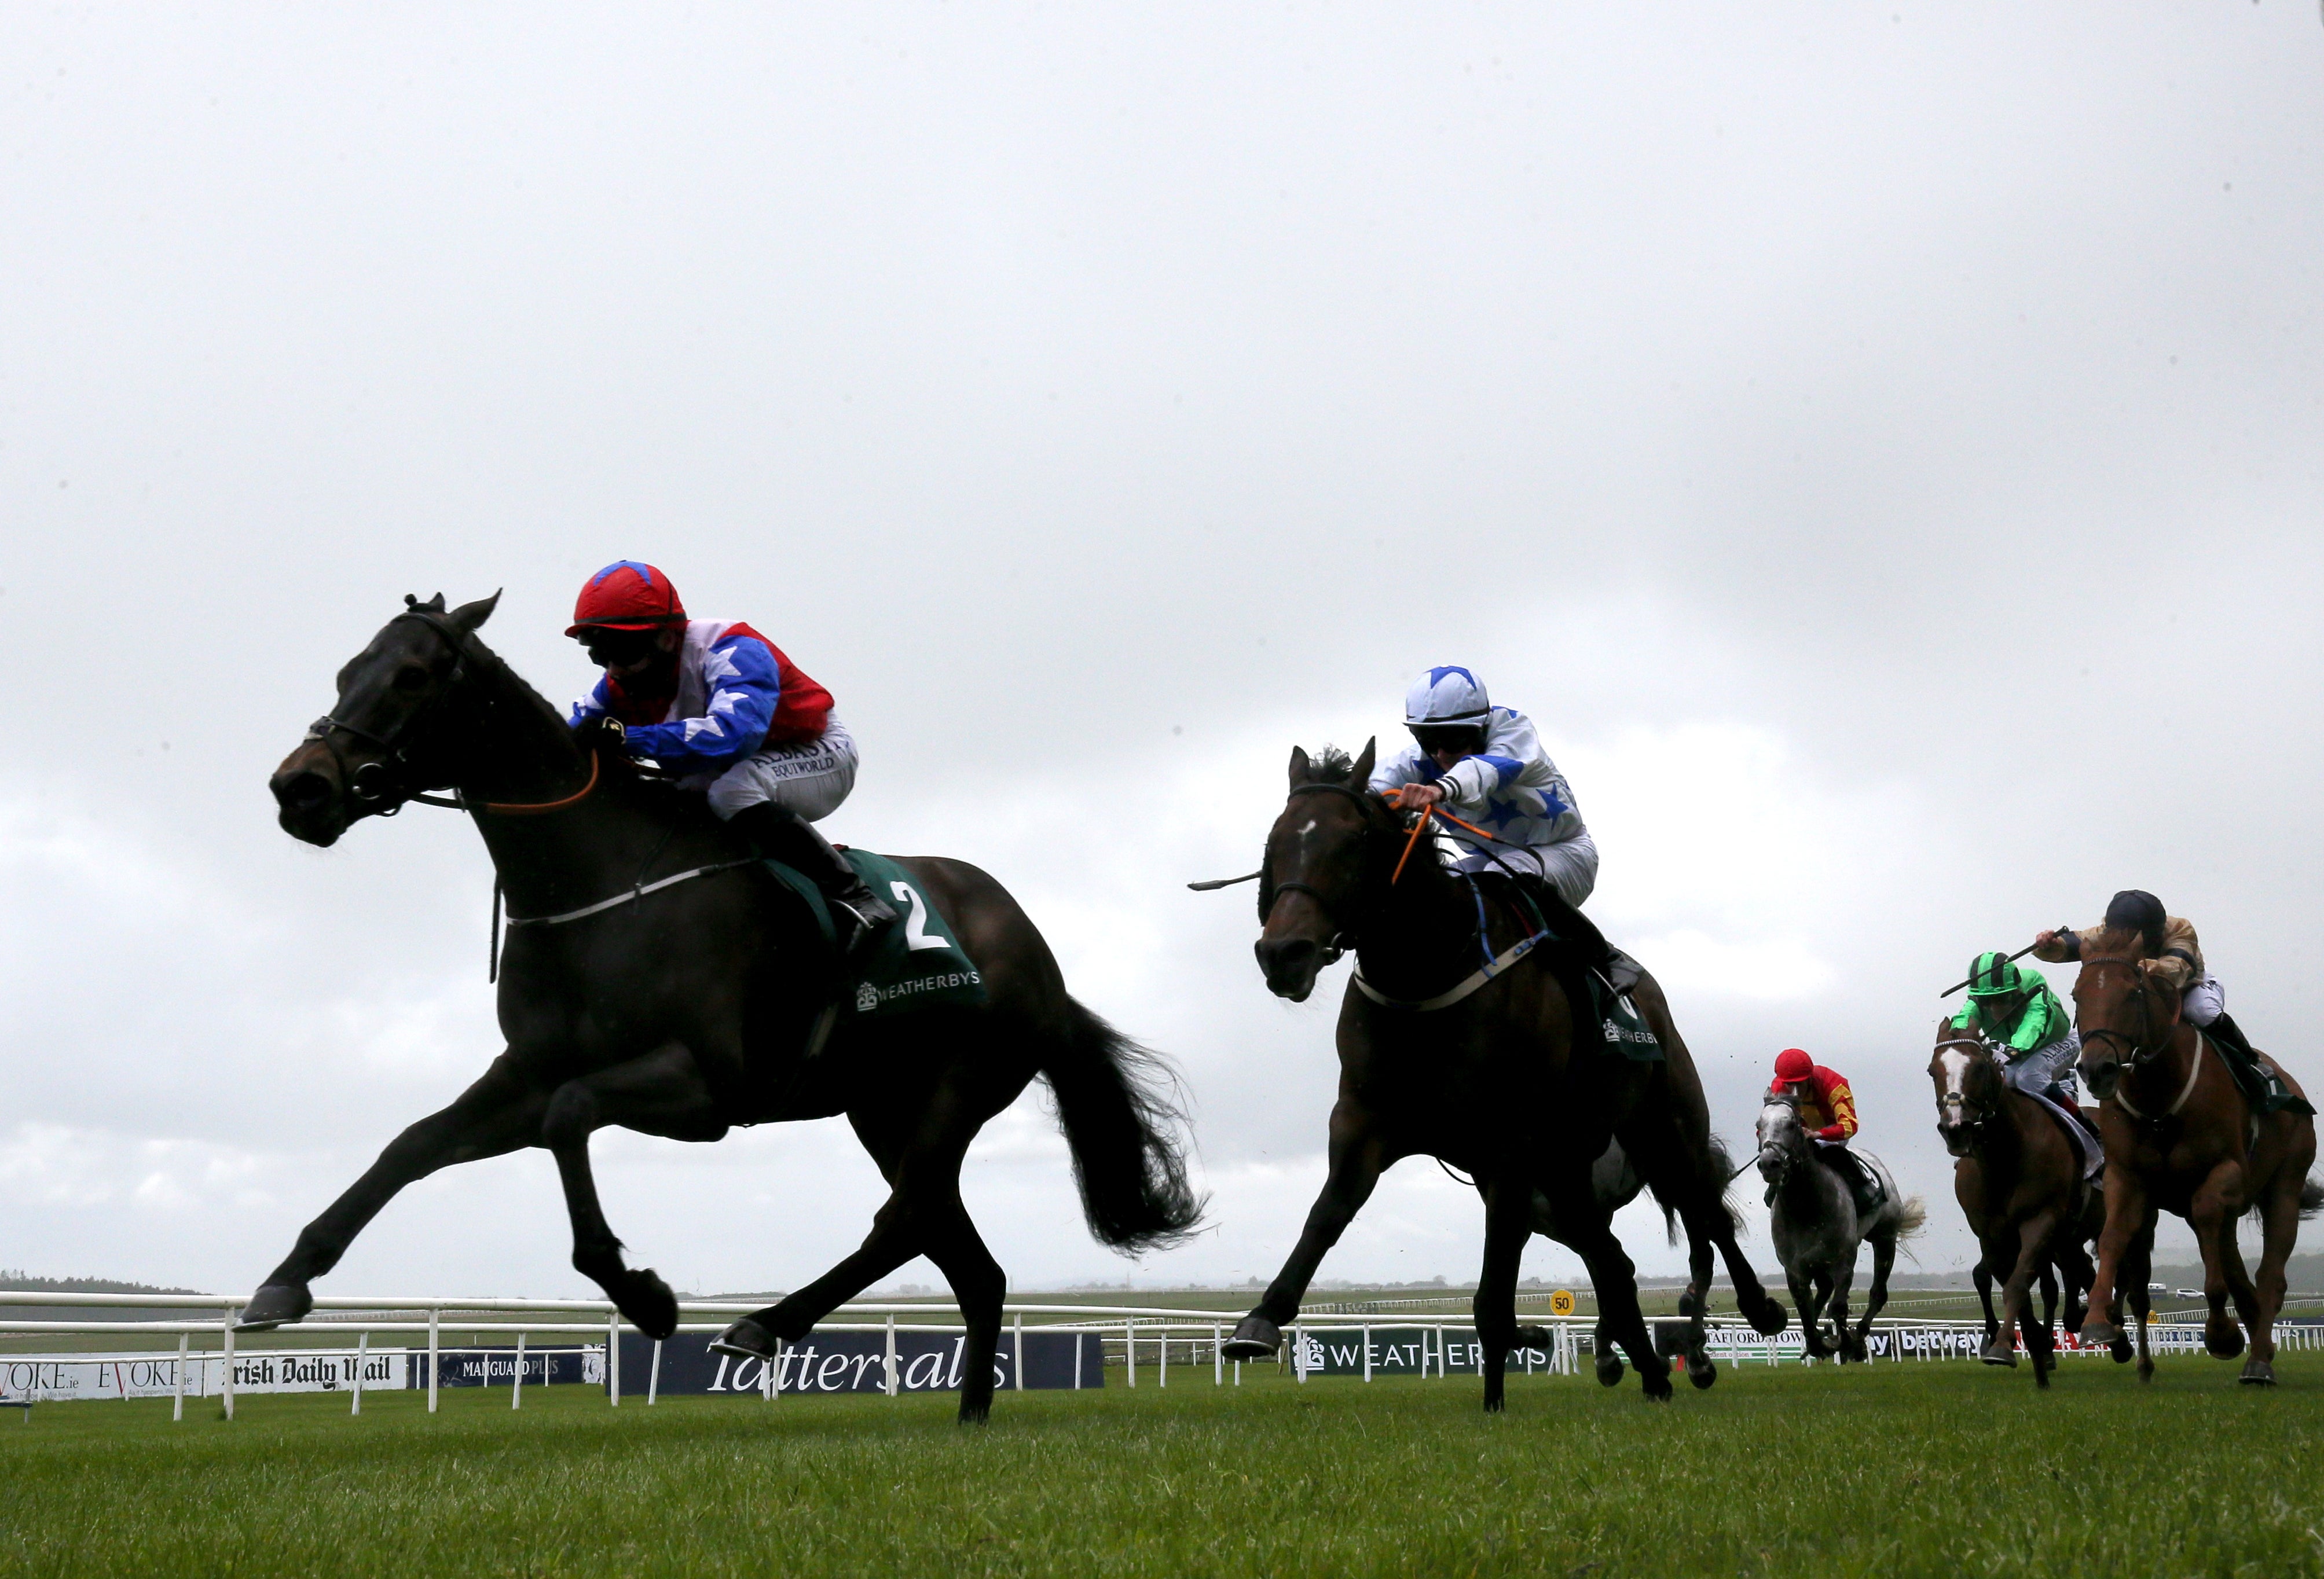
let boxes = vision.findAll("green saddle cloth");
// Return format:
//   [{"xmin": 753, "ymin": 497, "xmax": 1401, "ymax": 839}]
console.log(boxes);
[
  {"xmin": 2205, "ymin": 1032, "xmax": 2316, "ymax": 1119},
  {"xmin": 761, "ymin": 849, "xmax": 987, "ymax": 1020},
  {"xmin": 1584, "ymin": 964, "xmax": 1666, "ymax": 1064}
]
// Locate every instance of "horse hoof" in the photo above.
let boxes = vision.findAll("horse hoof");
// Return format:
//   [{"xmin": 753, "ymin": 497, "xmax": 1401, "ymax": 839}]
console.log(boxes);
[
  {"xmin": 2239, "ymin": 1358, "xmax": 2276, "ymax": 1387},
  {"xmin": 1979, "ymin": 1343, "xmax": 2018, "ymax": 1368},
  {"xmin": 613, "ymin": 1269, "xmax": 680, "ymax": 1342},
  {"xmin": 1512, "ymin": 1325, "xmax": 1553, "ymax": 1349},
  {"xmin": 1640, "ymin": 1373, "xmax": 1674, "ymax": 1402},
  {"xmin": 1676, "ymin": 1290, "xmax": 1702, "ymax": 1320},
  {"xmin": 1594, "ymin": 1353, "xmax": 1626, "ymax": 1388},
  {"xmin": 236, "ymin": 1284, "xmax": 312, "ymax": 1331},
  {"xmin": 1747, "ymin": 1304, "xmax": 1790, "ymax": 1338},
  {"xmin": 2205, "ymin": 1321, "xmax": 2246, "ymax": 1361},
  {"xmin": 2109, "ymin": 1337, "xmax": 2134, "ymax": 1365},
  {"xmin": 1688, "ymin": 1358, "xmax": 1717, "ymax": 1390},
  {"xmin": 1220, "ymin": 1316, "xmax": 1281, "ymax": 1361},
  {"xmin": 709, "ymin": 1317, "xmax": 780, "ymax": 1361},
  {"xmin": 2079, "ymin": 1319, "xmax": 2124, "ymax": 1349},
  {"xmin": 958, "ymin": 1402, "xmax": 993, "ymax": 1424}
]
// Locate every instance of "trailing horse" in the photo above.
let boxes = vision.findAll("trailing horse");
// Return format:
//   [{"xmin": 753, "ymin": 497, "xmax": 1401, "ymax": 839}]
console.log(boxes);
[
  {"xmin": 2071, "ymin": 925, "xmax": 2321, "ymax": 1385},
  {"xmin": 1755, "ymin": 1091, "xmax": 1922, "ymax": 1362},
  {"xmin": 248, "ymin": 593, "xmax": 1201, "ymax": 1422},
  {"xmin": 1928, "ymin": 1023, "xmax": 2101, "ymax": 1386},
  {"xmin": 1219, "ymin": 744, "xmax": 1783, "ymax": 1409}
]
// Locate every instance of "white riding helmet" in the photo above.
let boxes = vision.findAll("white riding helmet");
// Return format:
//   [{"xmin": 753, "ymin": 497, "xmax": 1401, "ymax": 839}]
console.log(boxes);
[{"xmin": 1403, "ymin": 666, "xmax": 1491, "ymax": 728}]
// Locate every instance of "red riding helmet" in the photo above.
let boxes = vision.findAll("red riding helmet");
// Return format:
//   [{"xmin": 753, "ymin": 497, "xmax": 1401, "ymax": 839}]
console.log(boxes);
[
  {"xmin": 566, "ymin": 561, "xmax": 687, "ymax": 636},
  {"xmin": 1773, "ymin": 1047, "xmax": 1814, "ymax": 1084}
]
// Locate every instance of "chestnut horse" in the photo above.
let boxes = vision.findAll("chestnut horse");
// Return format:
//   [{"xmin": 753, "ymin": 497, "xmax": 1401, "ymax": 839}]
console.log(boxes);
[
  {"xmin": 247, "ymin": 593, "xmax": 1201, "ymax": 1421},
  {"xmin": 1221, "ymin": 743, "xmax": 1784, "ymax": 1409},
  {"xmin": 1929, "ymin": 1023, "xmax": 2102, "ymax": 1386},
  {"xmin": 2071, "ymin": 925, "xmax": 2321, "ymax": 1384}
]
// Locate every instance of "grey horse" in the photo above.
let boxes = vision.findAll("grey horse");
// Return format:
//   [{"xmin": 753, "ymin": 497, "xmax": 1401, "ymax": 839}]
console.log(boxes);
[{"xmin": 1755, "ymin": 1092, "xmax": 1924, "ymax": 1361}]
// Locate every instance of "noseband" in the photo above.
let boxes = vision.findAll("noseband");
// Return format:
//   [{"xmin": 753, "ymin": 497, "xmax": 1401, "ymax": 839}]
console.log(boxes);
[
  {"xmin": 304, "ymin": 604, "xmax": 485, "ymax": 813},
  {"xmin": 1933, "ymin": 1035, "xmax": 1995, "ymax": 1136}
]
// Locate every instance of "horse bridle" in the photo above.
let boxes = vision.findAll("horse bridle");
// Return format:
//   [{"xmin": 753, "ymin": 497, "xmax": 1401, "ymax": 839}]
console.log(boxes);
[
  {"xmin": 1932, "ymin": 1034, "xmax": 1997, "ymax": 1138},
  {"xmin": 2075, "ymin": 955, "xmax": 2167, "ymax": 1069},
  {"xmin": 303, "ymin": 602, "xmax": 490, "ymax": 814},
  {"xmin": 1259, "ymin": 781, "xmax": 1396, "ymax": 964}
]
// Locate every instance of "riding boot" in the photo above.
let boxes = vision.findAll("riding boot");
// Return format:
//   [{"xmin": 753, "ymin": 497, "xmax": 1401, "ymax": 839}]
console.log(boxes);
[
  {"xmin": 2204, "ymin": 1011, "xmax": 2259, "ymax": 1070},
  {"xmin": 724, "ymin": 801, "xmax": 898, "ymax": 959}
]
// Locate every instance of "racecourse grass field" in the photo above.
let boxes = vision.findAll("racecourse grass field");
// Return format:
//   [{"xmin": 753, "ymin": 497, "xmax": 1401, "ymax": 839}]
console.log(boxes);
[{"xmin": 6, "ymin": 1357, "xmax": 2324, "ymax": 1578}]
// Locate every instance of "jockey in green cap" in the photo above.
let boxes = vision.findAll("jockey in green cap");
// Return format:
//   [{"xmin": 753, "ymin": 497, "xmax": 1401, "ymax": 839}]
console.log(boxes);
[{"xmin": 1952, "ymin": 952, "xmax": 2081, "ymax": 1107}]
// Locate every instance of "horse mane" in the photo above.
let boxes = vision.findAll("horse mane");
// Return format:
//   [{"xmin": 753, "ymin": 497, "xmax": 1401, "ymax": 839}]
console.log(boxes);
[{"xmin": 2076, "ymin": 924, "xmax": 2149, "ymax": 962}]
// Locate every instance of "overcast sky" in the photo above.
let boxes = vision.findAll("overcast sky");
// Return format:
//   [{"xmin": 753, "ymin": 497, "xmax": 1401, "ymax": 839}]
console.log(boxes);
[{"xmin": 3, "ymin": 3, "xmax": 2321, "ymax": 1304}]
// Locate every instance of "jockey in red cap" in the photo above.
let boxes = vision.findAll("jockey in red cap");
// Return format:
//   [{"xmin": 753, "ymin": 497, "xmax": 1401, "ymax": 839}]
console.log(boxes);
[
  {"xmin": 1768, "ymin": 1048, "xmax": 1879, "ymax": 1214},
  {"xmin": 566, "ymin": 560, "xmax": 896, "ymax": 954}
]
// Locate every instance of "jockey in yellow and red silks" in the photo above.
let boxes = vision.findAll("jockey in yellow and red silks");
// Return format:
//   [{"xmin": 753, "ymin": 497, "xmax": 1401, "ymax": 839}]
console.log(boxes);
[{"xmin": 1768, "ymin": 1048, "xmax": 1882, "ymax": 1215}]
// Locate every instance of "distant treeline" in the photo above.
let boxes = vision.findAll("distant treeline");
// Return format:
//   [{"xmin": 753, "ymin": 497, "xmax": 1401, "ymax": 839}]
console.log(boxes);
[{"xmin": 0, "ymin": 1270, "xmax": 205, "ymax": 1295}]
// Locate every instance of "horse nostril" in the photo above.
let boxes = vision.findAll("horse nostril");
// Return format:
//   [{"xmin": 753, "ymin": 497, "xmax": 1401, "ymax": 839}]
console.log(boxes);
[{"xmin": 274, "ymin": 771, "xmax": 332, "ymax": 813}]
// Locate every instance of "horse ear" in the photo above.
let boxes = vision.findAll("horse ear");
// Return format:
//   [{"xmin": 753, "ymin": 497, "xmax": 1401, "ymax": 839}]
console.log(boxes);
[
  {"xmin": 1350, "ymin": 736, "xmax": 1376, "ymax": 787},
  {"xmin": 449, "ymin": 590, "xmax": 503, "ymax": 633},
  {"xmin": 404, "ymin": 592, "xmax": 448, "ymax": 614},
  {"xmin": 1288, "ymin": 746, "xmax": 1311, "ymax": 787}
]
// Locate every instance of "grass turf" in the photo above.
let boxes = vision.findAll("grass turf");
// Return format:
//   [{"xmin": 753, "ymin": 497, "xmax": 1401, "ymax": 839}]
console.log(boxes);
[{"xmin": 4, "ymin": 1354, "xmax": 2323, "ymax": 1577}]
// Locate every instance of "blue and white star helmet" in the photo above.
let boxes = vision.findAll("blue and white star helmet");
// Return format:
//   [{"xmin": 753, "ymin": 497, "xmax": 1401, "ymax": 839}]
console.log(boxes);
[{"xmin": 1403, "ymin": 666, "xmax": 1491, "ymax": 728}]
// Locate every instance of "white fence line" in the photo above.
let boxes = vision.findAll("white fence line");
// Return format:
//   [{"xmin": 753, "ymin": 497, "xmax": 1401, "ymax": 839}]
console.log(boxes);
[{"xmin": 5, "ymin": 1290, "xmax": 2317, "ymax": 1419}]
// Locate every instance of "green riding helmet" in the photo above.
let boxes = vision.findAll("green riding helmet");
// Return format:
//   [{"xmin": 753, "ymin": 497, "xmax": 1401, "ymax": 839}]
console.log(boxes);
[{"xmin": 1966, "ymin": 951, "xmax": 2024, "ymax": 1000}]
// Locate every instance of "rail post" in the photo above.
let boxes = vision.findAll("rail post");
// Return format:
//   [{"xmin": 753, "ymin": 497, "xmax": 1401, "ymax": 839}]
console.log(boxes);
[
  {"xmin": 353, "ymin": 1331, "xmax": 367, "ymax": 1416},
  {"xmin": 608, "ymin": 1310, "xmax": 620, "ymax": 1406},
  {"xmin": 1126, "ymin": 1319, "xmax": 1136, "ymax": 1387},
  {"xmin": 1072, "ymin": 1331, "xmax": 1082, "ymax": 1390},
  {"xmin": 221, "ymin": 1308, "xmax": 237, "ymax": 1422},
  {"xmin": 1214, "ymin": 1324, "xmax": 1223, "ymax": 1386},
  {"xmin": 1363, "ymin": 1325, "xmax": 1372, "ymax": 1382},
  {"xmin": 648, "ymin": 1340, "xmax": 662, "ymax": 1405},
  {"xmin": 1160, "ymin": 1324, "xmax": 1168, "ymax": 1387},
  {"xmin": 427, "ymin": 1306, "xmax": 439, "ymax": 1413},
  {"xmin": 173, "ymin": 1332, "xmax": 188, "ymax": 1422},
  {"xmin": 884, "ymin": 1313, "xmax": 898, "ymax": 1397},
  {"xmin": 512, "ymin": 1332, "xmax": 526, "ymax": 1409},
  {"xmin": 1013, "ymin": 1311, "xmax": 1024, "ymax": 1391}
]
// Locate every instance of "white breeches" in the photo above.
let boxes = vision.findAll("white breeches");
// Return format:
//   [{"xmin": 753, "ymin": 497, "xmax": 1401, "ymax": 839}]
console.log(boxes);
[
  {"xmin": 705, "ymin": 715, "xmax": 859, "ymax": 824},
  {"xmin": 2181, "ymin": 973, "xmax": 2225, "ymax": 1028},
  {"xmin": 1451, "ymin": 829, "xmax": 1599, "ymax": 908}
]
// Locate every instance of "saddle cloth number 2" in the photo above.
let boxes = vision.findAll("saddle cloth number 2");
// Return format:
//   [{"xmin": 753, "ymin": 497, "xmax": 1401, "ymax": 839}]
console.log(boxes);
[{"xmin": 889, "ymin": 881, "xmax": 954, "ymax": 953}]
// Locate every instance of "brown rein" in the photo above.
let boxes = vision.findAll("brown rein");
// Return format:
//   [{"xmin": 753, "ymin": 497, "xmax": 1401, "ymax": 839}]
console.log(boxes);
[{"xmin": 480, "ymin": 749, "xmax": 602, "ymax": 816}]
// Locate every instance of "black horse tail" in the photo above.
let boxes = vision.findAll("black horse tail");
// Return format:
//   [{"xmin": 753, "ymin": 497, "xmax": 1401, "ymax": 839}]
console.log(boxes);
[
  {"xmin": 1039, "ymin": 998, "xmax": 1206, "ymax": 1252},
  {"xmin": 2301, "ymin": 1176, "xmax": 2324, "ymax": 1221},
  {"xmin": 1641, "ymin": 1135, "xmax": 1748, "ymax": 1246}
]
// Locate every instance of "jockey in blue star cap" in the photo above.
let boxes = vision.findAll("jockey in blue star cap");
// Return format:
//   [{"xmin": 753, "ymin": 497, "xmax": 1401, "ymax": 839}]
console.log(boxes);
[{"xmin": 1366, "ymin": 666, "xmax": 1598, "ymax": 906}]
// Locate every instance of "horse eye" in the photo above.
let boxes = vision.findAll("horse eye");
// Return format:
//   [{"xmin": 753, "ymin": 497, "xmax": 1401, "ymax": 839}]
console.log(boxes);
[{"xmin": 393, "ymin": 666, "xmax": 430, "ymax": 692}]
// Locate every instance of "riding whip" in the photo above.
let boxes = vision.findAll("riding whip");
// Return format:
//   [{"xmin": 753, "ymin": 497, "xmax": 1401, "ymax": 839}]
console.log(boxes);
[{"xmin": 1938, "ymin": 932, "xmax": 2063, "ymax": 998}]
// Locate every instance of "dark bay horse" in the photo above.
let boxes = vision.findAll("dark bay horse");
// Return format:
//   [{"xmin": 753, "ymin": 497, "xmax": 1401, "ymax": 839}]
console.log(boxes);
[
  {"xmin": 2071, "ymin": 925, "xmax": 2320, "ymax": 1384},
  {"xmin": 1754, "ymin": 1091, "xmax": 1921, "ymax": 1363},
  {"xmin": 1929, "ymin": 1024, "xmax": 2101, "ymax": 1386},
  {"xmin": 250, "ymin": 593, "xmax": 1201, "ymax": 1421},
  {"xmin": 1222, "ymin": 744, "xmax": 1783, "ymax": 1408}
]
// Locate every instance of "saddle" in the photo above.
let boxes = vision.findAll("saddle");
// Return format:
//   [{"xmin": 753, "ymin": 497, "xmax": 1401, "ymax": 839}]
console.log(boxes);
[
  {"xmin": 2203, "ymin": 1016, "xmax": 2316, "ymax": 1119},
  {"xmin": 2024, "ymin": 1088, "xmax": 2105, "ymax": 1182},
  {"xmin": 1488, "ymin": 875, "xmax": 1663, "ymax": 1063},
  {"xmin": 1819, "ymin": 1147, "xmax": 1885, "ymax": 1218}
]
